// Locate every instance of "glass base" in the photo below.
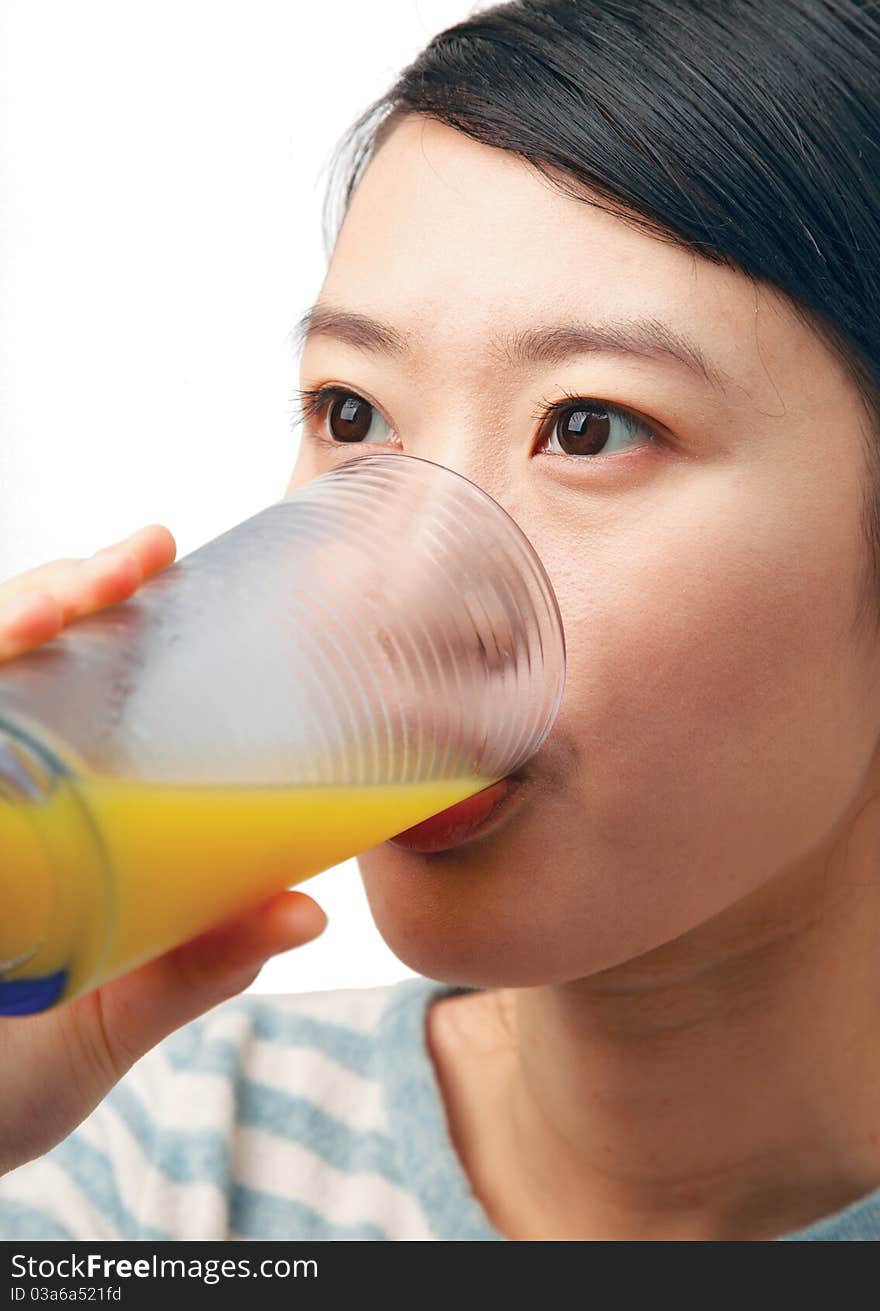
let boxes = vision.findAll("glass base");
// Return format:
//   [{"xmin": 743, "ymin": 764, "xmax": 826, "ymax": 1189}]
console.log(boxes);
[
  {"xmin": 0, "ymin": 714, "xmax": 110, "ymax": 1012},
  {"xmin": 0, "ymin": 968, "xmax": 68, "ymax": 1015}
]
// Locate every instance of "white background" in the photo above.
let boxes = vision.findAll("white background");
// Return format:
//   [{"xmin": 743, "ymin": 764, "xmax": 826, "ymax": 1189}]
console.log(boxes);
[{"xmin": 0, "ymin": 0, "xmax": 481, "ymax": 995}]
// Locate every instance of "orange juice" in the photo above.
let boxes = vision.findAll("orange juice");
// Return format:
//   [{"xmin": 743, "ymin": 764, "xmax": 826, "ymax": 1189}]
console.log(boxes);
[{"xmin": 0, "ymin": 772, "xmax": 489, "ymax": 1009}]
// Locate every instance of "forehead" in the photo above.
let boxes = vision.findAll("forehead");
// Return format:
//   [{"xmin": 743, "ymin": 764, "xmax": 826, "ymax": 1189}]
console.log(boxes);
[
  {"xmin": 327, "ymin": 117, "xmax": 704, "ymax": 330},
  {"xmin": 312, "ymin": 116, "xmax": 842, "ymax": 408}
]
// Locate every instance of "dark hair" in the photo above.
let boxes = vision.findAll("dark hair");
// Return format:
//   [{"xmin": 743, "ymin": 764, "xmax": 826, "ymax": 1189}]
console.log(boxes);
[{"xmin": 320, "ymin": 0, "xmax": 880, "ymax": 633}]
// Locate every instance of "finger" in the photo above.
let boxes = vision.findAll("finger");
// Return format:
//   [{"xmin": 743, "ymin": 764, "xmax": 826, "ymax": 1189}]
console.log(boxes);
[
  {"xmin": 175, "ymin": 889, "xmax": 329, "ymax": 992},
  {"xmin": 0, "ymin": 525, "xmax": 177, "ymax": 627},
  {"xmin": 58, "ymin": 526, "xmax": 177, "ymax": 622},
  {"xmin": 92, "ymin": 890, "xmax": 328, "ymax": 1071},
  {"xmin": 53, "ymin": 524, "xmax": 178, "ymax": 622},
  {"xmin": 0, "ymin": 591, "xmax": 64, "ymax": 661},
  {"xmin": 124, "ymin": 524, "xmax": 177, "ymax": 579},
  {"xmin": 0, "ymin": 553, "xmax": 141, "ymax": 630},
  {"xmin": 90, "ymin": 524, "xmax": 177, "ymax": 587}
]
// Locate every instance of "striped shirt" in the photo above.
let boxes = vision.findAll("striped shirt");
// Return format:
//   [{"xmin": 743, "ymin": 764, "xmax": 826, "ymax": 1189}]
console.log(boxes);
[{"xmin": 0, "ymin": 974, "xmax": 879, "ymax": 1241}]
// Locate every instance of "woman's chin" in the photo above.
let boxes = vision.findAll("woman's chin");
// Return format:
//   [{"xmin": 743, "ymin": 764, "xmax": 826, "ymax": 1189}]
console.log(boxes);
[{"xmin": 356, "ymin": 847, "xmax": 595, "ymax": 988}]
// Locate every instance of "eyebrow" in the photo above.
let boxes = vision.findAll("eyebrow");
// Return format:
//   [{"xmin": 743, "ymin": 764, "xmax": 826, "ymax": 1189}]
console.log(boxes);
[{"xmin": 290, "ymin": 300, "xmax": 730, "ymax": 391}]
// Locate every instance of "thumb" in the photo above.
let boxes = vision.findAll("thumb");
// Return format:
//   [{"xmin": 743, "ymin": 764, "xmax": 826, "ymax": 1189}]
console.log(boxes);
[{"xmin": 92, "ymin": 889, "xmax": 328, "ymax": 1073}]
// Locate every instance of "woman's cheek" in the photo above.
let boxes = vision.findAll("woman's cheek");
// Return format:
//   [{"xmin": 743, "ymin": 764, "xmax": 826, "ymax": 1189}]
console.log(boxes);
[{"xmin": 543, "ymin": 463, "xmax": 875, "ymax": 935}]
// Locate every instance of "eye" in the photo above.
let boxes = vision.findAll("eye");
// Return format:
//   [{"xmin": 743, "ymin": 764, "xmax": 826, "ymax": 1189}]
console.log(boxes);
[
  {"xmin": 533, "ymin": 392, "xmax": 658, "ymax": 460},
  {"xmin": 292, "ymin": 386, "xmax": 398, "ymax": 446},
  {"xmin": 292, "ymin": 384, "xmax": 660, "ymax": 461}
]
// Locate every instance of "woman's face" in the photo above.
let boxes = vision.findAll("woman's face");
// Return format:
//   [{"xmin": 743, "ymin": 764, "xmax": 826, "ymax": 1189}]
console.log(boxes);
[{"xmin": 287, "ymin": 115, "xmax": 880, "ymax": 988}]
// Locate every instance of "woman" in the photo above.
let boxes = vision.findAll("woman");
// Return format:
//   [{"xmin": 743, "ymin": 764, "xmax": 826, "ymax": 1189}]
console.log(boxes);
[{"xmin": 1, "ymin": 0, "xmax": 879, "ymax": 1240}]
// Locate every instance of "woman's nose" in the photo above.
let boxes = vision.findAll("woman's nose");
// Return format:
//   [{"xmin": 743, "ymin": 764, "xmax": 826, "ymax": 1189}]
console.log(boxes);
[{"xmin": 398, "ymin": 431, "xmax": 511, "ymax": 514}]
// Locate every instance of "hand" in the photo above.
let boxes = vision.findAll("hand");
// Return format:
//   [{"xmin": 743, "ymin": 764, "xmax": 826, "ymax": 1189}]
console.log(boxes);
[{"xmin": 0, "ymin": 526, "xmax": 328, "ymax": 1174}]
